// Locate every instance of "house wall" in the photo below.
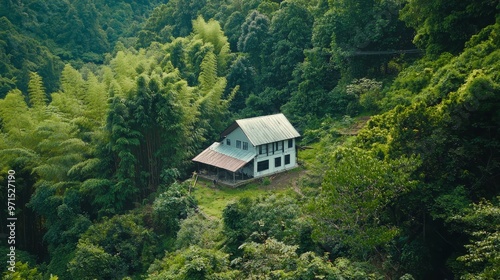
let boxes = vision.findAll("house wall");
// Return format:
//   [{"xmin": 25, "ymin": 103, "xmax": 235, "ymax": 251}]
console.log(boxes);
[
  {"xmin": 240, "ymin": 160, "xmax": 254, "ymax": 177},
  {"xmin": 223, "ymin": 127, "xmax": 298, "ymax": 178},
  {"xmin": 223, "ymin": 128, "xmax": 253, "ymax": 151},
  {"xmin": 253, "ymin": 138, "xmax": 297, "ymax": 178},
  {"xmin": 224, "ymin": 128, "xmax": 255, "ymax": 177}
]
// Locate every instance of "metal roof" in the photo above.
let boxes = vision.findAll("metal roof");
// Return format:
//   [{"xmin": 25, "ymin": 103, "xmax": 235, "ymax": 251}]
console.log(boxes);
[
  {"xmin": 192, "ymin": 142, "xmax": 255, "ymax": 172},
  {"xmin": 222, "ymin": 113, "xmax": 300, "ymax": 146}
]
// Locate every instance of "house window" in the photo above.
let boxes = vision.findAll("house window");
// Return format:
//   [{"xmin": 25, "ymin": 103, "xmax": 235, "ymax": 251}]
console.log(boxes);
[
  {"xmin": 226, "ymin": 138, "xmax": 231, "ymax": 145},
  {"xmin": 243, "ymin": 142, "xmax": 248, "ymax": 150},
  {"xmin": 275, "ymin": 157, "xmax": 282, "ymax": 168},
  {"xmin": 288, "ymin": 139, "xmax": 293, "ymax": 148},
  {"xmin": 285, "ymin": 154, "xmax": 290, "ymax": 165},
  {"xmin": 236, "ymin": 140, "xmax": 241, "ymax": 149},
  {"xmin": 257, "ymin": 160, "xmax": 269, "ymax": 172},
  {"xmin": 275, "ymin": 141, "xmax": 282, "ymax": 152},
  {"xmin": 259, "ymin": 145, "xmax": 267, "ymax": 155}
]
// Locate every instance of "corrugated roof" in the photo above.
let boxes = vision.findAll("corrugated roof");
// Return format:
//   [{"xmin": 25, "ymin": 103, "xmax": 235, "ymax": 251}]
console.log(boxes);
[
  {"xmin": 192, "ymin": 142, "xmax": 255, "ymax": 172},
  {"xmin": 227, "ymin": 113, "xmax": 300, "ymax": 146}
]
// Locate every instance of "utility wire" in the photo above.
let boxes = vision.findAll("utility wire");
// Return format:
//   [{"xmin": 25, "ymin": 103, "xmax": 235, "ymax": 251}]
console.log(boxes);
[{"xmin": 349, "ymin": 49, "xmax": 423, "ymax": 56}]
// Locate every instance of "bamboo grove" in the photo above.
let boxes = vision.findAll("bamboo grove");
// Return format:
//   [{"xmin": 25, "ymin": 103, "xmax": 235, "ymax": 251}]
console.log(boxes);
[{"xmin": 0, "ymin": 0, "xmax": 499, "ymax": 279}]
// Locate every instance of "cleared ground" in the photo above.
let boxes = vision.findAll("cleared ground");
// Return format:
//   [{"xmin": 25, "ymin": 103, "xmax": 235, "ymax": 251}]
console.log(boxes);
[{"xmin": 191, "ymin": 167, "xmax": 306, "ymax": 219}]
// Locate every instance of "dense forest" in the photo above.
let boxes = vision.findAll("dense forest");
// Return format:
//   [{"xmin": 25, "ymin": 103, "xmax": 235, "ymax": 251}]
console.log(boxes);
[{"xmin": 0, "ymin": 0, "xmax": 499, "ymax": 279}]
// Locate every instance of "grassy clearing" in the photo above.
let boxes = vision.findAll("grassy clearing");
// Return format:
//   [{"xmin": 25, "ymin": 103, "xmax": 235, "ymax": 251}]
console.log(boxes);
[
  {"xmin": 298, "ymin": 143, "xmax": 322, "ymax": 167},
  {"xmin": 191, "ymin": 175, "xmax": 296, "ymax": 220}
]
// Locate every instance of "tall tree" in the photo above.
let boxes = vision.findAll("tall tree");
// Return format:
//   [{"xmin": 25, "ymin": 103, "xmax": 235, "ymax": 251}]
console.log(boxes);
[
  {"xmin": 263, "ymin": 1, "xmax": 313, "ymax": 89},
  {"xmin": 453, "ymin": 198, "xmax": 500, "ymax": 279},
  {"xmin": 319, "ymin": 0, "xmax": 415, "ymax": 79},
  {"xmin": 192, "ymin": 16, "xmax": 231, "ymax": 75},
  {"xmin": 312, "ymin": 147, "xmax": 419, "ymax": 260},
  {"xmin": 400, "ymin": 0, "xmax": 498, "ymax": 55},
  {"xmin": 27, "ymin": 72, "xmax": 47, "ymax": 110},
  {"xmin": 237, "ymin": 11, "xmax": 270, "ymax": 76}
]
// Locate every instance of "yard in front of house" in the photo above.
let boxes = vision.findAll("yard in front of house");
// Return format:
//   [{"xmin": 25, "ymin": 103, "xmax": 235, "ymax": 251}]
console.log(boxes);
[{"xmin": 190, "ymin": 167, "xmax": 305, "ymax": 219}]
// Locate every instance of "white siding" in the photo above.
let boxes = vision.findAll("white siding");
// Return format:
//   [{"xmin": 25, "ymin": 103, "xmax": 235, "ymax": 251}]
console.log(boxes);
[
  {"xmin": 253, "ymin": 138, "xmax": 297, "ymax": 177},
  {"xmin": 222, "ymin": 127, "xmax": 298, "ymax": 178},
  {"xmin": 224, "ymin": 128, "xmax": 256, "ymax": 177},
  {"xmin": 224, "ymin": 128, "xmax": 253, "ymax": 150}
]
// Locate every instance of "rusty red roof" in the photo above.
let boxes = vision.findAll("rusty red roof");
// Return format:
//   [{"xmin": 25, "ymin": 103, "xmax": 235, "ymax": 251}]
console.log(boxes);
[{"xmin": 192, "ymin": 142, "xmax": 254, "ymax": 172}]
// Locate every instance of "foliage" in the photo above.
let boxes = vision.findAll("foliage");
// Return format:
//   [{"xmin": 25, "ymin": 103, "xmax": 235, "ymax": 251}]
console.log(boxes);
[
  {"xmin": 400, "ymin": 0, "xmax": 498, "ymax": 55},
  {"xmin": 67, "ymin": 241, "xmax": 126, "ymax": 280},
  {"xmin": 378, "ymin": 54, "xmax": 452, "ymax": 110},
  {"xmin": 351, "ymin": 19, "xmax": 500, "ymax": 278},
  {"xmin": 192, "ymin": 16, "xmax": 231, "ymax": 74},
  {"xmin": 323, "ymin": 0, "xmax": 416, "ymax": 79},
  {"xmin": 0, "ymin": 1, "xmax": 499, "ymax": 279},
  {"xmin": 68, "ymin": 213, "xmax": 160, "ymax": 278},
  {"xmin": 146, "ymin": 246, "xmax": 237, "ymax": 280},
  {"xmin": 346, "ymin": 78, "xmax": 383, "ymax": 112},
  {"xmin": 263, "ymin": 1, "xmax": 313, "ymax": 91},
  {"xmin": 282, "ymin": 46, "xmax": 341, "ymax": 124},
  {"xmin": 175, "ymin": 214, "xmax": 223, "ymax": 250},
  {"xmin": 146, "ymin": 238, "xmax": 380, "ymax": 280},
  {"xmin": 312, "ymin": 147, "xmax": 419, "ymax": 259},
  {"xmin": 2, "ymin": 262, "xmax": 43, "ymax": 280},
  {"xmin": 222, "ymin": 194, "xmax": 318, "ymax": 257},
  {"xmin": 0, "ymin": 70, "xmax": 98, "ymax": 264},
  {"xmin": 232, "ymin": 238, "xmax": 381, "ymax": 279},
  {"xmin": 191, "ymin": 178, "xmax": 290, "ymax": 219},
  {"xmin": 237, "ymin": 10, "xmax": 270, "ymax": 71},
  {"xmin": 0, "ymin": 16, "xmax": 64, "ymax": 97},
  {"xmin": 152, "ymin": 182, "xmax": 197, "ymax": 235},
  {"xmin": 452, "ymin": 198, "xmax": 500, "ymax": 279},
  {"xmin": 0, "ymin": 247, "xmax": 37, "ymax": 270}
]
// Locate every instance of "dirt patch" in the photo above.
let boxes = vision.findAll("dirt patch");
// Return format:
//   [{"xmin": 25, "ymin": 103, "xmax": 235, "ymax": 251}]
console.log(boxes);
[
  {"xmin": 339, "ymin": 116, "xmax": 371, "ymax": 135},
  {"xmin": 261, "ymin": 168, "xmax": 307, "ymax": 192}
]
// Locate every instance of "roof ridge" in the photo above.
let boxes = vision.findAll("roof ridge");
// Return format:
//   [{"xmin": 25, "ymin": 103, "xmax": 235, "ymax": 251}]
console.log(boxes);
[
  {"xmin": 236, "ymin": 113, "xmax": 284, "ymax": 122},
  {"xmin": 233, "ymin": 113, "xmax": 300, "ymax": 146}
]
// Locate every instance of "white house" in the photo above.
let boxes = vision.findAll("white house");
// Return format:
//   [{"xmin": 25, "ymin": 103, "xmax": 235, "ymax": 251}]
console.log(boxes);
[{"xmin": 192, "ymin": 113, "xmax": 300, "ymax": 184}]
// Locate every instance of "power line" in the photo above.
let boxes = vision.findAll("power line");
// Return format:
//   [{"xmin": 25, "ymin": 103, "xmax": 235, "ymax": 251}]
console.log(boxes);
[{"xmin": 349, "ymin": 49, "xmax": 423, "ymax": 56}]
